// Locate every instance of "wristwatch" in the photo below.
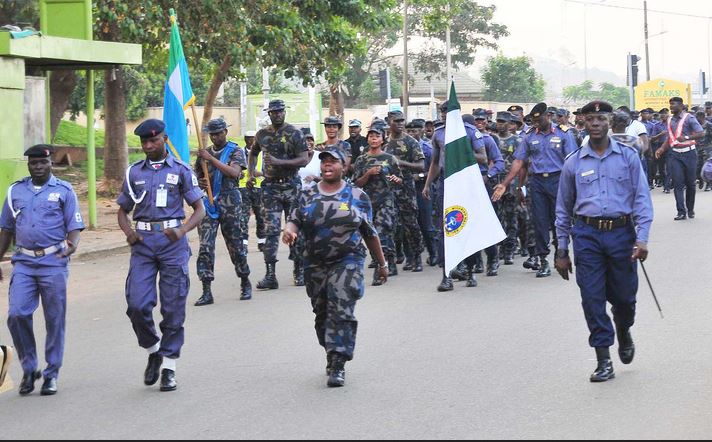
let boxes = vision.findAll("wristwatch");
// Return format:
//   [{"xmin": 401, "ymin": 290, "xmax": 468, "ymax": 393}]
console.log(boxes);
[
  {"xmin": 685, "ymin": 135, "xmax": 690, "ymax": 141},
  {"xmin": 377, "ymin": 263, "xmax": 389, "ymax": 270}
]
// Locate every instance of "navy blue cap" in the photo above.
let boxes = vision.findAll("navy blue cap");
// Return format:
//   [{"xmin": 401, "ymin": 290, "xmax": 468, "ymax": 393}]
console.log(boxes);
[
  {"xmin": 547, "ymin": 106, "xmax": 558, "ymax": 115},
  {"xmin": 508, "ymin": 105, "xmax": 524, "ymax": 113},
  {"xmin": 496, "ymin": 112, "xmax": 512, "ymax": 122},
  {"xmin": 388, "ymin": 110, "xmax": 405, "ymax": 121},
  {"xmin": 580, "ymin": 101, "xmax": 614, "ymax": 115},
  {"xmin": 205, "ymin": 118, "xmax": 229, "ymax": 134},
  {"xmin": 473, "ymin": 109, "xmax": 488, "ymax": 120},
  {"xmin": 367, "ymin": 124, "xmax": 387, "ymax": 138},
  {"xmin": 24, "ymin": 144, "xmax": 54, "ymax": 158},
  {"xmin": 134, "ymin": 119, "xmax": 166, "ymax": 138},
  {"xmin": 265, "ymin": 99, "xmax": 286, "ymax": 112},
  {"xmin": 556, "ymin": 108, "xmax": 569, "ymax": 117},
  {"xmin": 318, "ymin": 148, "xmax": 347, "ymax": 164}
]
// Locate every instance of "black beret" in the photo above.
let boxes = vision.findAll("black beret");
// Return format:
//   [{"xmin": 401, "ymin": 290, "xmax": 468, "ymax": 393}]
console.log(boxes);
[
  {"xmin": 205, "ymin": 118, "xmax": 229, "ymax": 134},
  {"xmin": 529, "ymin": 103, "xmax": 548, "ymax": 118},
  {"xmin": 24, "ymin": 144, "xmax": 54, "ymax": 158},
  {"xmin": 580, "ymin": 100, "xmax": 614, "ymax": 115},
  {"xmin": 134, "ymin": 119, "xmax": 166, "ymax": 138},
  {"xmin": 669, "ymin": 97, "xmax": 684, "ymax": 104}
]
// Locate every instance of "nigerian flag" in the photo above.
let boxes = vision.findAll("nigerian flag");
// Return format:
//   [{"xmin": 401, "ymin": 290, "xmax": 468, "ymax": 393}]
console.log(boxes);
[
  {"xmin": 443, "ymin": 84, "xmax": 506, "ymax": 274},
  {"xmin": 163, "ymin": 9, "xmax": 195, "ymax": 163}
]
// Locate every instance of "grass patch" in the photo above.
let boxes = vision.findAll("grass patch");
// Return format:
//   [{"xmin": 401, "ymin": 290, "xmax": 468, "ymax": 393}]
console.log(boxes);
[{"xmin": 54, "ymin": 120, "xmax": 201, "ymax": 149}]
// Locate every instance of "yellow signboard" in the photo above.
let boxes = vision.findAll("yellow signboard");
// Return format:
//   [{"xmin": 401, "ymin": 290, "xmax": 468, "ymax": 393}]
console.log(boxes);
[{"xmin": 635, "ymin": 78, "xmax": 692, "ymax": 110}]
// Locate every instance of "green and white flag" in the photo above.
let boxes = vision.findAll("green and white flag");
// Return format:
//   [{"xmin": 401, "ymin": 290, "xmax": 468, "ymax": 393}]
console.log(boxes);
[{"xmin": 443, "ymin": 84, "xmax": 506, "ymax": 274}]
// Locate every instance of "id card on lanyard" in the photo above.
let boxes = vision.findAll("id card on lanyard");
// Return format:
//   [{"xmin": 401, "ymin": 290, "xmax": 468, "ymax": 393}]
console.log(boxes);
[{"xmin": 156, "ymin": 185, "xmax": 168, "ymax": 208}]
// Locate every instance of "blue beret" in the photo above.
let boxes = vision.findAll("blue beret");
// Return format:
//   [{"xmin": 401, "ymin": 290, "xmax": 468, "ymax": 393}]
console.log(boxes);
[{"xmin": 134, "ymin": 119, "xmax": 166, "ymax": 138}]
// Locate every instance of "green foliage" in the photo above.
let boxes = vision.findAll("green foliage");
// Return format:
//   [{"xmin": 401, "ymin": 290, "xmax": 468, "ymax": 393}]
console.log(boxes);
[
  {"xmin": 563, "ymin": 81, "xmax": 630, "ymax": 108},
  {"xmin": 221, "ymin": 67, "xmax": 298, "ymax": 107},
  {"xmin": 0, "ymin": 0, "xmax": 39, "ymax": 28},
  {"xmin": 482, "ymin": 55, "xmax": 546, "ymax": 103},
  {"xmin": 52, "ymin": 120, "xmax": 142, "ymax": 148}
]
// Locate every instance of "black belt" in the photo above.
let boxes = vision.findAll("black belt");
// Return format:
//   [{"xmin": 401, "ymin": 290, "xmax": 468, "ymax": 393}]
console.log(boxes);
[
  {"xmin": 533, "ymin": 172, "xmax": 561, "ymax": 178},
  {"xmin": 578, "ymin": 216, "xmax": 631, "ymax": 231},
  {"xmin": 264, "ymin": 176, "xmax": 297, "ymax": 184}
]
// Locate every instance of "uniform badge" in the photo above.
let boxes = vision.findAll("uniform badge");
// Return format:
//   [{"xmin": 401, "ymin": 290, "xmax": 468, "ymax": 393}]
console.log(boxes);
[
  {"xmin": 444, "ymin": 206, "xmax": 468, "ymax": 237},
  {"xmin": 48, "ymin": 193, "xmax": 61, "ymax": 202},
  {"xmin": 192, "ymin": 175, "xmax": 199, "ymax": 187},
  {"xmin": 134, "ymin": 181, "xmax": 146, "ymax": 186},
  {"xmin": 582, "ymin": 170, "xmax": 595, "ymax": 177},
  {"xmin": 338, "ymin": 203, "xmax": 350, "ymax": 212},
  {"xmin": 75, "ymin": 213, "xmax": 83, "ymax": 223},
  {"xmin": 532, "ymin": 141, "xmax": 540, "ymax": 145},
  {"xmin": 166, "ymin": 174, "xmax": 179, "ymax": 185},
  {"xmin": 551, "ymin": 137, "xmax": 562, "ymax": 144}
]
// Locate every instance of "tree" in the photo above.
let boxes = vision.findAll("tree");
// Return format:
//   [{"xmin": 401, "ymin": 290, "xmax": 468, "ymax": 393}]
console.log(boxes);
[
  {"xmin": 482, "ymin": 55, "xmax": 546, "ymax": 103},
  {"xmin": 563, "ymin": 81, "xmax": 630, "ymax": 108},
  {"xmin": 0, "ymin": 0, "xmax": 38, "ymax": 27}
]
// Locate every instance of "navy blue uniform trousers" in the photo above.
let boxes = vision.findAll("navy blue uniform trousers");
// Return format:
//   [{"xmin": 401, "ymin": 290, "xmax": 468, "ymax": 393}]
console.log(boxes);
[
  {"xmin": 530, "ymin": 174, "xmax": 560, "ymax": 258},
  {"xmin": 573, "ymin": 220, "xmax": 638, "ymax": 348},
  {"xmin": 669, "ymin": 149, "xmax": 698, "ymax": 215}
]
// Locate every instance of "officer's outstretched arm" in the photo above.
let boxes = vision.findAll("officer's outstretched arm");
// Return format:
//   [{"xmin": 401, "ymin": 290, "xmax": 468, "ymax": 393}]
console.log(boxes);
[
  {"xmin": 0, "ymin": 230, "xmax": 12, "ymax": 280},
  {"xmin": 118, "ymin": 208, "xmax": 142, "ymax": 245}
]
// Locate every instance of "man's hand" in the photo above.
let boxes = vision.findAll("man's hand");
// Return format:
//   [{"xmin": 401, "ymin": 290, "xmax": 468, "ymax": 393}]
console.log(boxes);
[
  {"xmin": 126, "ymin": 230, "xmax": 143, "ymax": 246},
  {"xmin": 264, "ymin": 154, "xmax": 280, "ymax": 168},
  {"xmin": 368, "ymin": 166, "xmax": 382, "ymax": 177},
  {"xmin": 492, "ymin": 184, "xmax": 507, "ymax": 202},
  {"xmin": 387, "ymin": 175, "xmax": 403, "ymax": 185},
  {"xmin": 555, "ymin": 250, "xmax": 573, "ymax": 281},
  {"xmin": 56, "ymin": 241, "xmax": 77, "ymax": 259},
  {"xmin": 197, "ymin": 149, "xmax": 214, "ymax": 162},
  {"xmin": 631, "ymin": 241, "xmax": 649, "ymax": 262},
  {"xmin": 282, "ymin": 228, "xmax": 298, "ymax": 246},
  {"xmin": 198, "ymin": 177, "xmax": 210, "ymax": 191},
  {"xmin": 165, "ymin": 227, "xmax": 185, "ymax": 242},
  {"xmin": 422, "ymin": 186, "xmax": 431, "ymax": 201},
  {"xmin": 655, "ymin": 148, "xmax": 665, "ymax": 160},
  {"xmin": 377, "ymin": 266, "xmax": 389, "ymax": 285}
]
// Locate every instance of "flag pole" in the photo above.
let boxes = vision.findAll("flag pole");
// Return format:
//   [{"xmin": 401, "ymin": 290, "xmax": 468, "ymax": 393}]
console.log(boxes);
[{"xmin": 191, "ymin": 104, "xmax": 214, "ymax": 205}]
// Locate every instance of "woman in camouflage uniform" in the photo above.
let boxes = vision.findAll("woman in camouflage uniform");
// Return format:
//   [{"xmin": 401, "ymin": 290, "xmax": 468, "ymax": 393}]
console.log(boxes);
[{"xmin": 283, "ymin": 150, "xmax": 387, "ymax": 388}]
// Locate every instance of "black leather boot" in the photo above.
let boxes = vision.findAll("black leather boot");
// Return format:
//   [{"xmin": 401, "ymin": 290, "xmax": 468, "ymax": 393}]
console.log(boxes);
[
  {"xmin": 616, "ymin": 324, "xmax": 635, "ymax": 365},
  {"xmin": 327, "ymin": 354, "xmax": 347, "ymax": 388},
  {"xmin": 465, "ymin": 265, "xmax": 478, "ymax": 288},
  {"xmin": 403, "ymin": 257, "xmax": 414, "ymax": 271},
  {"xmin": 240, "ymin": 277, "xmax": 252, "ymax": 301},
  {"xmin": 293, "ymin": 261, "xmax": 305, "ymax": 287},
  {"xmin": 194, "ymin": 281, "xmax": 214, "ymax": 307},
  {"xmin": 504, "ymin": 250, "xmax": 515, "ymax": 265},
  {"xmin": 590, "ymin": 348, "xmax": 615, "ymax": 383},
  {"xmin": 437, "ymin": 273, "xmax": 454, "ymax": 292},
  {"xmin": 450, "ymin": 262, "xmax": 467, "ymax": 281},
  {"xmin": 536, "ymin": 259, "xmax": 552, "ymax": 278},
  {"xmin": 41, "ymin": 377, "xmax": 58, "ymax": 396},
  {"xmin": 486, "ymin": 256, "xmax": 500, "ymax": 277},
  {"xmin": 19, "ymin": 370, "xmax": 41, "ymax": 396},
  {"xmin": 412, "ymin": 255, "xmax": 423, "ymax": 273},
  {"xmin": 474, "ymin": 253, "xmax": 485, "ymax": 274},
  {"xmin": 388, "ymin": 255, "xmax": 398, "ymax": 277},
  {"xmin": 257, "ymin": 263, "xmax": 279, "ymax": 290}
]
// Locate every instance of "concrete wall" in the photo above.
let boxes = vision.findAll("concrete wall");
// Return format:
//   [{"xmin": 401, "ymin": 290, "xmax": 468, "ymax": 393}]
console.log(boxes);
[{"xmin": 24, "ymin": 76, "xmax": 47, "ymax": 148}]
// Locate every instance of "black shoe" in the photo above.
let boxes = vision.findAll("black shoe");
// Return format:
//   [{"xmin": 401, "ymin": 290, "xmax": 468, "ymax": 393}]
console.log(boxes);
[
  {"xmin": 465, "ymin": 267, "xmax": 478, "ymax": 288},
  {"xmin": 674, "ymin": 213, "xmax": 687, "ymax": 221},
  {"xmin": 403, "ymin": 257, "xmax": 413, "ymax": 271},
  {"xmin": 663, "ymin": 189, "xmax": 671, "ymax": 194},
  {"xmin": 699, "ymin": 179, "xmax": 704, "ymax": 190},
  {"xmin": 705, "ymin": 184, "xmax": 712, "ymax": 192},
  {"xmin": 144, "ymin": 352, "xmax": 163, "ymax": 386},
  {"xmin": 40, "ymin": 378, "xmax": 58, "ymax": 396},
  {"xmin": 437, "ymin": 277, "xmax": 454, "ymax": 292},
  {"xmin": 486, "ymin": 260, "xmax": 500, "ymax": 277},
  {"xmin": 257, "ymin": 263, "xmax": 279, "ymax": 290},
  {"xmin": 474, "ymin": 263, "xmax": 485, "ymax": 274},
  {"xmin": 195, "ymin": 281, "xmax": 214, "ymax": 307},
  {"xmin": 240, "ymin": 277, "xmax": 252, "ymax": 301},
  {"xmin": 327, "ymin": 355, "xmax": 346, "ymax": 388},
  {"xmin": 536, "ymin": 259, "xmax": 552, "ymax": 278},
  {"xmin": 523, "ymin": 256, "xmax": 539, "ymax": 271},
  {"xmin": 617, "ymin": 329, "xmax": 636, "ymax": 365},
  {"xmin": 396, "ymin": 254, "xmax": 405, "ymax": 265},
  {"xmin": 160, "ymin": 369, "xmax": 177, "ymax": 392},
  {"xmin": 450, "ymin": 263, "xmax": 468, "ymax": 281},
  {"xmin": 0, "ymin": 345, "xmax": 12, "ymax": 388},
  {"xmin": 688, "ymin": 211, "xmax": 695, "ymax": 219},
  {"xmin": 590, "ymin": 359, "xmax": 615, "ymax": 383},
  {"xmin": 427, "ymin": 255, "xmax": 438, "ymax": 267},
  {"xmin": 520, "ymin": 248, "xmax": 529, "ymax": 258},
  {"xmin": 258, "ymin": 243, "xmax": 265, "ymax": 253},
  {"xmin": 412, "ymin": 255, "xmax": 423, "ymax": 273},
  {"xmin": 504, "ymin": 253, "xmax": 515, "ymax": 265},
  {"xmin": 388, "ymin": 256, "xmax": 398, "ymax": 277},
  {"xmin": 19, "ymin": 371, "xmax": 41, "ymax": 396}
]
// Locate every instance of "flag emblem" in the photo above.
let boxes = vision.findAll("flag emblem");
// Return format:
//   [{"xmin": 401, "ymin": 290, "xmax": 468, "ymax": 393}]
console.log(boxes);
[{"xmin": 444, "ymin": 206, "xmax": 468, "ymax": 237}]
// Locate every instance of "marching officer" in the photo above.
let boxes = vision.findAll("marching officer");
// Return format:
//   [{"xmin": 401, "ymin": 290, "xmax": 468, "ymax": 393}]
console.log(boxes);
[
  {"xmin": 248, "ymin": 99, "xmax": 309, "ymax": 289},
  {"xmin": 495, "ymin": 111, "xmax": 523, "ymax": 265},
  {"xmin": 0, "ymin": 145, "xmax": 85, "ymax": 396},
  {"xmin": 194, "ymin": 118, "xmax": 252, "ymax": 306},
  {"xmin": 317, "ymin": 116, "xmax": 353, "ymax": 172},
  {"xmin": 283, "ymin": 149, "xmax": 387, "ymax": 388},
  {"xmin": 554, "ymin": 101, "xmax": 653, "ymax": 383},
  {"xmin": 493, "ymin": 103, "xmax": 578, "ymax": 278},
  {"xmin": 117, "ymin": 119, "xmax": 206, "ymax": 392}
]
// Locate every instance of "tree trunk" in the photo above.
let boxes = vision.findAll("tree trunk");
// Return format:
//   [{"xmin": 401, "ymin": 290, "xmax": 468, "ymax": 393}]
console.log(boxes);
[
  {"xmin": 102, "ymin": 66, "xmax": 128, "ymax": 190},
  {"xmin": 49, "ymin": 70, "xmax": 78, "ymax": 139},
  {"xmin": 329, "ymin": 83, "xmax": 346, "ymax": 137},
  {"xmin": 201, "ymin": 54, "xmax": 233, "ymax": 147}
]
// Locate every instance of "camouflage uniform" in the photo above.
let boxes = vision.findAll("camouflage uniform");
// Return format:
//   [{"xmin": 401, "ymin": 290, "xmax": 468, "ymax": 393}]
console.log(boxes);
[
  {"xmin": 385, "ymin": 134, "xmax": 425, "ymax": 256},
  {"xmin": 195, "ymin": 143, "xmax": 250, "ymax": 282},
  {"xmin": 351, "ymin": 152, "xmax": 403, "ymax": 259},
  {"xmin": 239, "ymin": 185, "xmax": 265, "ymax": 243},
  {"xmin": 253, "ymin": 124, "xmax": 307, "ymax": 264},
  {"xmin": 289, "ymin": 182, "xmax": 378, "ymax": 360},
  {"xmin": 496, "ymin": 133, "xmax": 522, "ymax": 256}
]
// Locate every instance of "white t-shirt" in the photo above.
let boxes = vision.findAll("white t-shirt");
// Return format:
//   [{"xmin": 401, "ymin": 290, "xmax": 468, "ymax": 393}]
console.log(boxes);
[
  {"xmin": 299, "ymin": 152, "xmax": 322, "ymax": 184},
  {"xmin": 626, "ymin": 120, "xmax": 648, "ymax": 138}
]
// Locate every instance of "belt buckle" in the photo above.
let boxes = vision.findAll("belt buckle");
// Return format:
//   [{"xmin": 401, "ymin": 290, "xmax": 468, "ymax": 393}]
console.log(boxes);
[
  {"xmin": 151, "ymin": 223, "xmax": 162, "ymax": 232},
  {"xmin": 597, "ymin": 219, "xmax": 603, "ymax": 230},
  {"xmin": 34, "ymin": 250, "xmax": 45, "ymax": 258},
  {"xmin": 543, "ymin": 173, "xmax": 549, "ymax": 178}
]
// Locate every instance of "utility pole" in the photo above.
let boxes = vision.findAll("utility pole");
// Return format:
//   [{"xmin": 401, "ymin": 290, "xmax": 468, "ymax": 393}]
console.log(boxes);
[
  {"xmin": 584, "ymin": 4, "xmax": 589, "ymax": 81},
  {"xmin": 644, "ymin": 0, "xmax": 651, "ymax": 81},
  {"xmin": 240, "ymin": 66, "xmax": 247, "ymax": 135},
  {"xmin": 403, "ymin": 0, "xmax": 409, "ymax": 118}
]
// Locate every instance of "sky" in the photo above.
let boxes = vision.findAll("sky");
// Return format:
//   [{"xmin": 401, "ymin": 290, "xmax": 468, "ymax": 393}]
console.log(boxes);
[{"xmin": 480, "ymin": 0, "xmax": 712, "ymax": 89}]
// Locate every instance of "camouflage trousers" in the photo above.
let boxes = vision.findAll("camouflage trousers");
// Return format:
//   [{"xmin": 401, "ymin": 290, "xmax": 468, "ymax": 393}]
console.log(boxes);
[
  {"xmin": 517, "ymin": 194, "xmax": 536, "ymax": 252},
  {"xmin": 197, "ymin": 190, "xmax": 250, "ymax": 282},
  {"xmin": 373, "ymin": 197, "xmax": 398, "ymax": 259},
  {"xmin": 261, "ymin": 179, "xmax": 302, "ymax": 264},
  {"xmin": 305, "ymin": 258, "xmax": 365, "ymax": 360},
  {"xmin": 497, "ymin": 194, "xmax": 519, "ymax": 255},
  {"xmin": 239, "ymin": 187, "xmax": 266, "ymax": 242},
  {"xmin": 394, "ymin": 182, "xmax": 425, "ymax": 256}
]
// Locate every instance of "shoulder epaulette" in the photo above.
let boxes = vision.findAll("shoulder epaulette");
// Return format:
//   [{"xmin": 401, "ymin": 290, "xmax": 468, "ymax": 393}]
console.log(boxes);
[{"xmin": 558, "ymin": 124, "xmax": 570, "ymax": 132}]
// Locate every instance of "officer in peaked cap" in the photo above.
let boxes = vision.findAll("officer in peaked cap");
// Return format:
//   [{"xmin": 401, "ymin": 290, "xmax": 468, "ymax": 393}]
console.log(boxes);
[
  {"xmin": 555, "ymin": 100, "xmax": 653, "ymax": 383},
  {"xmin": 0, "ymin": 144, "xmax": 85, "ymax": 396},
  {"xmin": 493, "ymin": 102, "xmax": 578, "ymax": 278}
]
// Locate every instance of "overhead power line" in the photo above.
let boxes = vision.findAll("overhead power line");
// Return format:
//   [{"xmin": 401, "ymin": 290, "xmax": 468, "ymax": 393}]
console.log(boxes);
[{"xmin": 564, "ymin": 0, "xmax": 712, "ymax": 20}]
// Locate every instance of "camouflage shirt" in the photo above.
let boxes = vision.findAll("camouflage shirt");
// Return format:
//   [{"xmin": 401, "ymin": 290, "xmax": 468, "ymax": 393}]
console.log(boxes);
[
  {"xmin": 316, "ymin": 140, "xmax": 353, "ymax": 159},
  {"xmin": 253, "ymin": 123, "xmax": 307, "ymax": 180},
  {"xmin": 351, "ymin": 152, "xmax": 403, "ymax": 206},
  {"xmin": 384, "ymin": 134, "xmax": 425, "ymax": 185},
  {"xmin": 290, "ymin": 181, "xmax": 378, "ymax": 265},
  {"xmin": 194, "ymin": 142, "xmax": 246, "ymax": 192},
  {"xmin": 497, "ymin": 134, "xmax": 522, "ymax": 175}
]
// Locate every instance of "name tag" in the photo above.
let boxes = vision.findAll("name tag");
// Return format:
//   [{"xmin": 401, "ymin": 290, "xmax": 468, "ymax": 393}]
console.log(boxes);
[
  {"xmin": 166, "ymin": 174, "xmax": 179, "ymax": 185},
  {"xmin": 135, "ymin": 181, "xmax": 146, "ymax": 186},
  {"xmin": 156, "ymin": 186, "xmax": 168, "ymax": 208},
  {"xmin": 192, "ymin": 175, "xmax": 199, "ymax": 187},
  {"xmin": 582, "ymin": 170, "xmax": 595, "ymax": 177},
  {"xmin": 48, "ymin": 193, "xmax": 61, "ymax": 202},
  {"xmin": 532, "ymin": 141, "xmax": 540, "ymax": 145},
  {"xmin": 551, "ymin": 137, "xmax": 562, "ymax": 144}
]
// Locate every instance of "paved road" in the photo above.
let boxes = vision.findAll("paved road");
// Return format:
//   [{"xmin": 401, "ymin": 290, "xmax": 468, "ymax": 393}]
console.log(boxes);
[{"xmin": 1, "ymin": 191, "xmax": 712, "ymax": 439}]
